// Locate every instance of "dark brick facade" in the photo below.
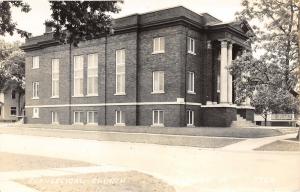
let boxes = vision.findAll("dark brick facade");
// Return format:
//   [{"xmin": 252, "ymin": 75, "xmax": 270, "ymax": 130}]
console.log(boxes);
[{"xmin": 22, "ymin": 6, "xmax": 252, "ymax": 127}]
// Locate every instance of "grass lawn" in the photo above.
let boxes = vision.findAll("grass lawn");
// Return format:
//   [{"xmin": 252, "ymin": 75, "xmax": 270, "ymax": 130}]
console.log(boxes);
[
  {"xmin": 0, "ymin": 152, "xmax": 92, "ymax": 171},
  {"xmin": 255, "ymin": 140, "xmax": 300, "ymax": 151},
  {"xmin": 18, "ymin": 171, "xmax": 176, "ymax": 192}
]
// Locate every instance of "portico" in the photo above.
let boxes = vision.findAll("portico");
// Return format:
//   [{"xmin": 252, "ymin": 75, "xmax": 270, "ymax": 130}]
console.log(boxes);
[{"xmin": 201, "ymin": 21, "xmax": 255, "ymax": 127}]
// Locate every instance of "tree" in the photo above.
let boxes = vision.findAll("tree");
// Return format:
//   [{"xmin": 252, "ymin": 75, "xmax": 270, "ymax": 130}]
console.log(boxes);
[
  {"xmin": 0, "ymin": 1, "xmax": 31, "ymax": 38},
  {"xmin": 0, "ymin": 40, "xmax": 25, "ymax": 116},
  {"xmin": 253, "ymin": 85, "xmax": 299, "ymax": 126},
  {"xmin": 45, "ymin": 1, "xmax": 120, "ymax": 46},
  {"xmin": 229, "ymin": 0, "xmax": 299, "ymax": 138}
]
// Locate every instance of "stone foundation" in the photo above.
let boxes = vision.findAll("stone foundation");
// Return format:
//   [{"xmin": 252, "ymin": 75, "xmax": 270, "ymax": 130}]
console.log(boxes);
[{"xmin": 201, "ymin": 105, "xmax": 237, "ymax": 127}]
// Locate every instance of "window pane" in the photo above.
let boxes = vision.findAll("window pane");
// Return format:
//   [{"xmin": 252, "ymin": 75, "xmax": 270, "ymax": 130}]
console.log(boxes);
[
  {"xmin": 153, "ymin": 38, "xmax": 158, "ymax": 52},
  {"xmin": 121, "ymin": 74, "xmax": 125, "ymax": 93},
  {"xmin": 116, "ymin": 75, "xmax": 121, "ymax": 93},
  {"xmin": 153, "ymin": 72, "xmax": 158, "ymax": 91},
  {"xmin": 154, "ymin": 111, "xmax": 158, "ymax": 124},
  {"xmin": 93, "ymin": 77, "xmax": 98, "ymax": 94},
  {"xmin": 159, "ymin": 111, "xmax": 164, "ymax": 124},
  {"xmin": 93, "ymin": 112, "xmax": 97, "ymax": 123},
  {"xmin": 121, "ymin": 112, "xmax": 125, "ymax": 123},
  {"xmin": 88, "ymin": 112, "xmax": 92, "ymax": 123},
  {"xmin": 33, "ymin": 56, "xmax": 39, "ymax": 68},
  {"xmin": 116, "ymin": 50, "xmax": 125, "ymax": 94},
  {"xmin": 74, "ymin": 56, "xmax": 83, "ymax": 96},
  {"xmin": 159, "ymin": 72, "xmax": 164, "ymax": 91},
  {"xmin": 80, "ymin": 112, "xmax": 84, "ymax": 123},
  {"xmin": 160, "ymin": 37, "xmax": 165, "ymax": 51},
  {"xmin": 116, "ymin": 111, "xmax": 120, "ymax": 123}
]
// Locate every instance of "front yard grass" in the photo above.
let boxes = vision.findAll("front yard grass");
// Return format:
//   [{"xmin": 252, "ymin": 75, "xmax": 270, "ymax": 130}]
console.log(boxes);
[
  {"xmin": 255, "ymin": 140, "xmax": 300, "ymax": 151},
  {"xmin": 0, "ymin": 152, "xmax": 92, "ymax": 171},
  {"xmin": 17, "ymin": 171, "xmax": 176, "ymax": 192}
]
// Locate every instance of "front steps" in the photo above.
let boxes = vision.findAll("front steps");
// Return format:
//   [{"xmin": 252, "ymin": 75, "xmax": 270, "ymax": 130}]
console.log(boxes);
[{"xmin": 231, "ymin": 114, "xmax": 256, "ymax": 128}]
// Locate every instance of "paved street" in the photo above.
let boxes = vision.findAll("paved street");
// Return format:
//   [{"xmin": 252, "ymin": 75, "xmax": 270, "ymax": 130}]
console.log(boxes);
[{"xmin": 0, "ymin": 129, "xmax": 299, "ymax": 192}]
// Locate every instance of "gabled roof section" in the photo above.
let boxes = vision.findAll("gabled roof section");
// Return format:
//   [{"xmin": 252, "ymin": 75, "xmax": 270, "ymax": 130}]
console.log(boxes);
[
  {"xmin": 201, "ymin": 13, "xmax": 222, "ymax": 25},
  {"xmin": 229, "ymin": 20, "xmax": 254, "ymax": 36},
  {"xmin": 207, "ymin": 19, "xmax": 254, "ymax": 37}
]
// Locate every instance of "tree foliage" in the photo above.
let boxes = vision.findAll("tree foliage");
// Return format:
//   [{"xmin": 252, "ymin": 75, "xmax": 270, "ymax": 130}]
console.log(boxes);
[
  {"xmin": 0, "ymin": 1, "xmax": 31, "ymax": 38},
  {"xmin": 253, "ymin": 85, "xmax": 299, "ymax": 122},
  {"xmin": 0, "ymin": 39, "xmax": 25, "ymax": 93},
  {"xmin": 45, "ymin": 1, "xmax": 120, "ymax": 46},
  {"xmin": 230, "ymin": 0, "xmax": 299, "ymax": 102}
]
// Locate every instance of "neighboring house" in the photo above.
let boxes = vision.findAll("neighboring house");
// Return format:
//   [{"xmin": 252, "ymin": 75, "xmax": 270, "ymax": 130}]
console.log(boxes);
[
  {"xmin": 254, "ymin": 113, "xmax": 298, "ymax": 127},
  {"xmin": 21, "ymin": 6, "xmax": 254, "ymax": 127},
  {"xmin": 0, "ymin": 88, "xmax": 25, "ymax": 122}
]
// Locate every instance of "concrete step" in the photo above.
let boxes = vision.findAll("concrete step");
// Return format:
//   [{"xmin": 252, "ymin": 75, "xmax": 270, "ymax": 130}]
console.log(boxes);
[{"xmin": 231, "ymin": 115, "xmax": 256, "ymax": 128}]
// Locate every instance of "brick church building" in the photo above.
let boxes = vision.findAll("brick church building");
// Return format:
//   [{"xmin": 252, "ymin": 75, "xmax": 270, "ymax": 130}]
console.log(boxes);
[{"xmin": 21, "ymin": 6, "xmax": 254, "ymax": 127}]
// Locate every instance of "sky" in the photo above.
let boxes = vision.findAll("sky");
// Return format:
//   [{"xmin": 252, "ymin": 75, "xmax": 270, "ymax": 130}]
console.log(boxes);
[{"xmin": 4, "ymin": 0, "xmax": 243, "ymax": 43}]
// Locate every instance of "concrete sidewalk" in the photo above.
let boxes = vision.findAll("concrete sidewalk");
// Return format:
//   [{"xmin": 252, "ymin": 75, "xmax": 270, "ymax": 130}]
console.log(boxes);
[
  {"xmin": 1, "ymin": 133, "xmax": 299, "ymax": 192},
  {"xmin": 221, "ymin": 133, "xmax": 298, "ymax": 151}
]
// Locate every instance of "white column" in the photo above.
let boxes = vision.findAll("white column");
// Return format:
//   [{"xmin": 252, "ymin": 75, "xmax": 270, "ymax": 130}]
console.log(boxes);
[
  {"xmin": 246, "ymin": 97, "xmax": 251, "ymax": 105},
  {"xmin": 227, "ymin": 43, "xmax": 233, "ymax": 104},
  {"xmin": 220, "ymin": 41, "xmax": 228, "ymax": 103}
]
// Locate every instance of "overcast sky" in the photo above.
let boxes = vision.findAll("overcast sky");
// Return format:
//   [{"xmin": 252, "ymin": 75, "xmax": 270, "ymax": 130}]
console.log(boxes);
[{"xmin": 4, "ymin": 0, "xmax": 243, "ymax": 43}]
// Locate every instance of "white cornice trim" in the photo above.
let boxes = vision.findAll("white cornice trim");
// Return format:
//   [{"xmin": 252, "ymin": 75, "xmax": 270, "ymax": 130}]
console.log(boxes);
[
  {"xmin": 25, "ymin": 101, "xmax": 203, "ymax": 108},
  {"xmin": 201, "ymin": 103, "xmax": 237, "ymax": 108}
]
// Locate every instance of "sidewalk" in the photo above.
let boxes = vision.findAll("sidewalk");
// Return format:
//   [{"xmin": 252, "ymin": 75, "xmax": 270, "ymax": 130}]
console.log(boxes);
[
  {"xmin": 1, "ymin": 133, "xmax": 299, "ymax": 192},
  {"xmin": 221, "ymin": 133, "xmax": 298, "ymax": 151}
]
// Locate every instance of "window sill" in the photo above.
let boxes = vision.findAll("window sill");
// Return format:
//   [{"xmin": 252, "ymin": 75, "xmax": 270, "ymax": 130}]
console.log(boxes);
[
  {"xmin": 32, "ymin": 97, "xmax": 39, "ymax": 100},
  {"xmin": 32, "ymin": 67, "xmax": 39, "ymax": 69},
  {"xmin": 86, "ymin": 94, "xmax": 98, "ymax": 97},
  {"xmin": 72, "ymin": 95, "xmax": 84, "ymax": 98},
  {"xmin": 50, "ymin": 96, "xmax": 59, "ymax": 99},
  {"xmin": 187, "ymin": 124, "xmax": 195, "ymax": 127},
  {"xmin": 114, "ymin": 123, "xmax": 125, "ymax": 126},
  {"xmin": 188, "ymin": 51, "xmax": 196, "ymax": 55},
  {"xmin": 32, "ymin": 116, "xmax": 39, "ymax": 119},
  {"xmin": 114, "ymin": 93, "xmax": 126, "ymax": 96},
  {"xmin": 187, "ymin": 91, "xmax": 196, "ymax": 95},
  {"xmin": 151, "ymin": 91, "xmax": 165, "ymax": 94},
  {"xmin": 152, "ymin": 51, "xmax": 165, "ymax": 54}
]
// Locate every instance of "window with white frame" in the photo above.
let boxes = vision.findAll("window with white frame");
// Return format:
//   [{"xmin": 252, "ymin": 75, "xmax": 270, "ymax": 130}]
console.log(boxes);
[
  {"xmin": 11, "ymin": 90, "xmax": 16, "ymax": 99},
  {"xmin": 115, "ymin": 110, "xmax": 125, "ymax": 125},
  {"xmin": 87, "ymin": 111, "xmax": 97, "ymax": 124},
  {"xmin": 152, "ymin": 71, "xmax": 164, "ymax": 93},
  {"xmin": 51, "ymin": 111, "xmax": 59, "ymax": 124},
  {"xmin": 74, "ymin": 111, "xmax": 84, "ymax": 124},
  {"xmin": 152, "ymin": 110, "xmax": 164, "ymax": 126},
  {"xmin": 32, "ymin": 108, "xmax": 39, "ymax": 118},
  {"xmin": 32, "ymin": 82, "xmax": 39, "ymax": 99},
  {"xmin": 32, "ymin": 56, "xmax": 39, "ymax": 69},
  {"xmin": 187, "ymin": 72, "xmax": 195, "ymax": 93},
  {"xmin": 87, "ymin": 54, "xmax": 98, "ymax": 96},
  {"xmin": 187, "ymin": 37, "xmax": 195, "ymax": 54},
  {"xmin": 51, "ymin": 59, "xmax": 59, "ymax": 97},
  {"xmin": 74, "ymin": 55, "xmax": 84, "ymax": 96},
  {"xmin": 115, "ymin": 49, "xmax": 125, "ymax": 94},
  {"xmin": 153, "ymin": 37, "xmax": 165, "ymax": 53},
  {"xmin": 10, "ymin": 107, "xmax": 16, "ymax": 116},
  {"xmin": 187, "ymin": 110, "xmax": 194, "ymax": 126}
]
